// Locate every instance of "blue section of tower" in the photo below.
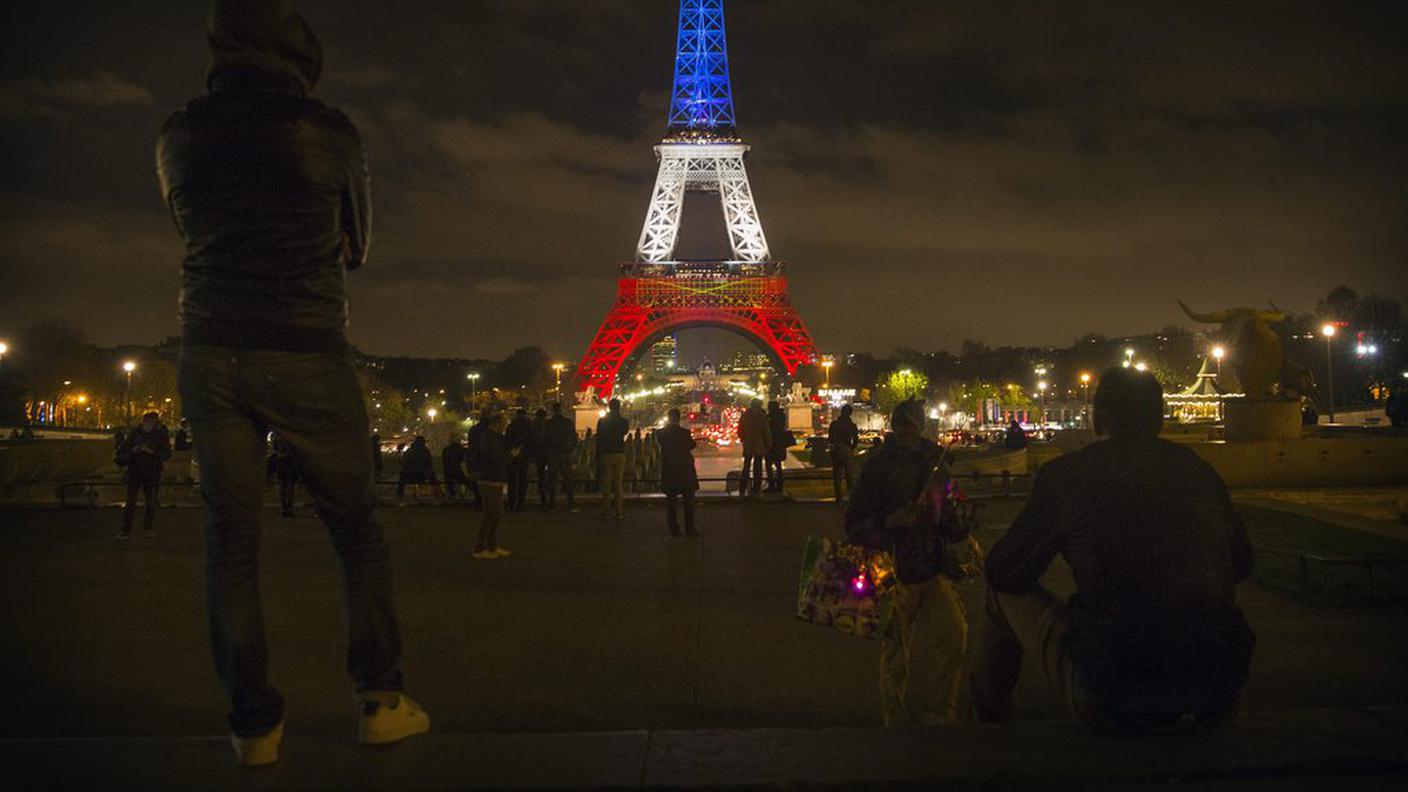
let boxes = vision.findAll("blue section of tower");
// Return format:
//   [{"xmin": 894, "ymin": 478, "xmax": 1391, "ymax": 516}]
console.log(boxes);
[{"xmin": 667, "ymin": 0, "xmax": 737, "ymax": 132}]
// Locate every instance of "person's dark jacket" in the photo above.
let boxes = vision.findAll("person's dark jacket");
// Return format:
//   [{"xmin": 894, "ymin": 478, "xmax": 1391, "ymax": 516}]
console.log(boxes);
[
  {"xmin": 766, "ymin": 409, "xmax": 792, "ymax": 461},
  {"xmin": 986, "ymin": 437, "xmax": 1255, "ymax": 722},
  {"xmin": 442, "ymin": 442, "xmax": 465, "ymax": 482},
  {"xmin": 656, "ymin": 424, "xmax": 699, "ymax": 496},
  {"xmin": 545, "ymin": 414, "xmax": 577, "ymax": 456},
  {"xmin": 595, "ymin": 412, "xmax": 630, "ymax": 455},
  {"xmin": 273, "ymin": 437, "xmax": 300, "ymax": 483},
  {"xmin": 465, "ymin": 421, "xmax": 490, "ymax": 476},
  {"xmin": 505, "ymin": 415, "xmax": 533, "ymax": 460},
  {"xmin": 399, "ymin": 440, "xmax": 435, "ymax": 482},
  {"xmin": 529, "ymin": 415, "xmax": 550, "ymax": 462},
  {"xmin": 828, "ymin": 415, "xmax": 859, "ymax": 459},
  {"xmin": 157, "ymin": 62, "xmax": 369, "ymax": 353},
  {"xmin": 844, "ymin": 436, "xmax": 950, "ymax": 584},
  {"xmin": 116, "ymin": 424, "xmax": 172, "ymax": 486},
  {"xmin": 478, "ymin": 430, "xmax": 509, "ymax": 483}
]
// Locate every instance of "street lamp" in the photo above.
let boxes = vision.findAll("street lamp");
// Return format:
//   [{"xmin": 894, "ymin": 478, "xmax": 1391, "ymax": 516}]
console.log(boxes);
[
  {"xmin": 552, "ymin": 362, "xmax": 566, "ymax": 403},
  {"xmin": 821, "ymin": 359, "xmax": 833, "ymax": 388},
  {"xmin": 466, "ymin": 372, "xmax": 480, "ymax": 405},
  {"xmin": 1134, "ymin": 362, "xmax": 1148, "ymax": 372},
  {"xmin": 122, "ymin": 360, "xmax": 136, "ymax": 425},
  {"xmin": 0, "ymin": 340, "xmax": 8, "ymax": 366},
  {"xmin": 1321, "ymin": 323, "xmax": 1337, "ymax": 423},
  {"xmin": 1079, "ymin": 372, "xmax": 1092, "ymax": 427},
  {"xmin": 426, "ymin": 407, "xmax": 437, "ymax": 421},
  {"xmin": 1211, "ymin": 345, "xmax": 1225, "ymax": 377}
]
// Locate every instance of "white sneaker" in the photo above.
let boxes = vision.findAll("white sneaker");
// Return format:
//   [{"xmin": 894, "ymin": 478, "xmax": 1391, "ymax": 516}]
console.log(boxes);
[
  {"xmin": 472, "ymin": 549, "xmax": 496, "ymax": 560},
  {"xmin": 358, "ymin": 692, "xmax": 430, "ymax": 745},
  {"xmin": 492, "ymin": 547, "xmax": 512, "ymax": 558},
  {"xmin": 231, "ymin": 720, "xmax": 283, "ymax": 766}
]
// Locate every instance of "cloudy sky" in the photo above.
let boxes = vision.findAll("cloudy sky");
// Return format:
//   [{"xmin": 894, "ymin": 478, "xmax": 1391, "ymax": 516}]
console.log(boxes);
[{"xmin": 2, "ymin": 1, "xmax": 1404, "ymax": 361}]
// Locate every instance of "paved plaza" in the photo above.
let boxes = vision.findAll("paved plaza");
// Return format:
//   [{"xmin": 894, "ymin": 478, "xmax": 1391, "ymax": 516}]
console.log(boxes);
[{"xmin": 3, "ymin": 498, "xmax": 1407, "ymax": 743}]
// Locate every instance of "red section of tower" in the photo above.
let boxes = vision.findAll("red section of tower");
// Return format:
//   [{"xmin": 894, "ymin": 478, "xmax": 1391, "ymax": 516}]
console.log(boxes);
[{"xmin": 577, "ymin": 264, "xmax": 815, "ymax": 399}]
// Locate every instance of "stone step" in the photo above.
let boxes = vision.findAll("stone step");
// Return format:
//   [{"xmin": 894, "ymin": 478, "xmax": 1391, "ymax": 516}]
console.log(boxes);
[{"xmin": 5, "ymin": 708, "xmax": 1405, "ymax": 790}]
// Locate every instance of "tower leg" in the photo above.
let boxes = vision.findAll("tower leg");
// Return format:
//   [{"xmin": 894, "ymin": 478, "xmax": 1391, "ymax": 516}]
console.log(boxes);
[
  {"xmin": 717, "ymin": 155, "xmax": 770, "ymax": 261},
  {"xmin": 636, "ymin": 155, "xmax": 688, "ymax": 263},
  {"xmin": 577, "ymin": 304, "xmax": 649, "ymax": 398}
]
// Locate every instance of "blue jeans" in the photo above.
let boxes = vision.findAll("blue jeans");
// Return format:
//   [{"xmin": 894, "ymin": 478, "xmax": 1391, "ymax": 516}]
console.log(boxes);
[{"xmin": 179, "ymin": 345, "xmax": 403, "ymax": 736}]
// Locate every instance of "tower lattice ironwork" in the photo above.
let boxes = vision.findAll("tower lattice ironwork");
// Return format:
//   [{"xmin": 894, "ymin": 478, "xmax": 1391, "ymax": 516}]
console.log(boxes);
[{"xmin": 577, "ymin": 0, "xmax": 815, "ymax": 398}]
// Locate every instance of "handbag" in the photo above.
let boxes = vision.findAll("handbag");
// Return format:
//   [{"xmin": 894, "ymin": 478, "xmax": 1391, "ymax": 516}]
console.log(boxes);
[
  {"xmin": 796, "ymin": 536, "xmax": 897, "ymax": 640},
  {"xmin": 919, "ymin": 460, "xmax": 986, "ymax": 583}
]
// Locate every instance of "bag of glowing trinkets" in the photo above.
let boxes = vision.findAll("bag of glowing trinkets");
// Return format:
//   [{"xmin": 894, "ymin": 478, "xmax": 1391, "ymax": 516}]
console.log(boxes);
[{"xmin": 796, "ymin": 536, "xmax": 898, "ymax": 640}]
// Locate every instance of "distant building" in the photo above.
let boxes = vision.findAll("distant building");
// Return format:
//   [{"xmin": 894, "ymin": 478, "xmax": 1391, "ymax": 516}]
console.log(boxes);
[{"xmin": 648, "ymin": 335, "xmax": 678, "ymax": 375}]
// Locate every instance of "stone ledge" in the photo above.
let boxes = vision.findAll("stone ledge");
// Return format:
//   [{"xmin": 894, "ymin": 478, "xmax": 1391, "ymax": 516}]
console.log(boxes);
[{"xmin": 4, "ymin": 708, "xmax": 1406, "ymax": 790}]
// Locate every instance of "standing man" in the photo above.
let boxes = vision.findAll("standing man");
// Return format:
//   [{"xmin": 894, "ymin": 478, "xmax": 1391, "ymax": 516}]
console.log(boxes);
[
  {"xmin": 736, "ymin": 398, "xmax": 770, "ymax": 497},
  {"xmin": 114, "ymin": 410, "xmax": 171, "ymax": 539},
  {"xmin": 656, "ymin": 408, "xmax": 700, "ymax": 537},
  {"xmin": 845, "ymin": 401, "xmax": 969, "ymax": 726},
  {"xmin": 472, "ymin": 413, "xmax": 512, "ymax": 559},
  {"xmin": 595, "ymin": 398, "xmax": 630, "ymax": 519},
  {"xmin": 504, "ymin": 408, "xmax": 533, "ymax": 511},
  {"xmin": 158, "ymin": 0, "xmax": 426, "ymax": 765},
  {"xmin": 828, "ymin": 404, "xmax": 860, "ymax": 505},
  {"xmin": 543, "ymin": 402, "xmax": 578, "ymax": 512}
]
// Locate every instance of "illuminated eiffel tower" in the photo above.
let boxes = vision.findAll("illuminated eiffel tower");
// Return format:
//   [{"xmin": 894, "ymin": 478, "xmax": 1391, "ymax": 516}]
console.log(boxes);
[{"xmin": 576, "ymin": 0, "xmax": 816, "ymax": 398}]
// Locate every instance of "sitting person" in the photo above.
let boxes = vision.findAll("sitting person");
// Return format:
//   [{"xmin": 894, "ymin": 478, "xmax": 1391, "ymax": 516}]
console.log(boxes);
[{"xmin": 972, "ymin": 367, "xmax": 1254, "ymax": 735}]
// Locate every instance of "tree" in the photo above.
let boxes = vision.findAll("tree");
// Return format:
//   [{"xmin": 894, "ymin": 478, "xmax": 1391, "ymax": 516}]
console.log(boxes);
[
  {"xmin": 1316, "ymin": 285, "xmax": 1359, "ymax": 322},
  {"xmin": 874, "ymin": 368, "xmax": 929, "ymax": 414}
]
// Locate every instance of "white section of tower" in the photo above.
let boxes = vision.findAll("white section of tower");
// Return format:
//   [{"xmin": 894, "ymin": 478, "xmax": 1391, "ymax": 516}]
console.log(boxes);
[{"xmin": 635, "ymin": 143, "xmax": 771, "ymax": 263}]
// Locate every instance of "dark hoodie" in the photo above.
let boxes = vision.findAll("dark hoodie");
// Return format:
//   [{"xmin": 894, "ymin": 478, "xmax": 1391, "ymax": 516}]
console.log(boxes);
[{"xmin": 157, "ymin": 0, "xmax": 370, "ymax": 353}]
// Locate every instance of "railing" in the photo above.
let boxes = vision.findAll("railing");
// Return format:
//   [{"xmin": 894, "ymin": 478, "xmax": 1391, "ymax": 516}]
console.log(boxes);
[
  {"xmin": 54, "ymin": 470, "xmax": 1036, "ymax": 507},
  {"xmin": 1252, "ymin": 543, "xmax": 1408, "ymax": 606}
]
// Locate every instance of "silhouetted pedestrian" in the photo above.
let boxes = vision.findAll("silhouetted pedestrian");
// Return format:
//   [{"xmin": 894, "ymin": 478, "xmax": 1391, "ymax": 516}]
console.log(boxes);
[
  {"xmin": 504, "ymin": 408, "xmax": 533, "ymax": 511},
  {"xmin": 657, "ymin": 408, "xmax": 699, "ymax": 537},
  {"xmin": 845, "ymin": 400, "xmax": 968, "ymax": 726},
  {"xmin": 530, "ymin": 407, "xmax": 549, "ymax": 507},
  {"xmin": 829, "ymin": 404, "xmax": 860, "ymax": 504},
  {"xmin": 396, "ymin": 435, "xmax": 438, "ymax": 500},
  {"xmin": 114, "ymin": 411, "xmax": 171, "ymax": 539},
  {"xmin": 972, "ymin": 367, "xmax": 1254, "ymax": 735},
  {"xmin": 1003, "ymin": 418, "xmax": 1028, "ymax": 450},
  {"xmin": 158, "ymin": 1, "xmax": 428, "ymax": 760},
  {"xmin": 737, "ymin": 398, "xmax": 770, "ymax": 496},
  {"xmin": 595, "ymin": 399, "xmax": 629, "ymax": 518},
  {"xmin": 543, "ymin": 402, "xmax": 578, "ymax": 512},
  {"xmin": 473, "ymin": 413, "xmax": 512, "ymax": 559},
  {"xmin": 441, "ymin": 436, "xmax": 466, "ymax": 500},
  {"xmin": 764, "ymin": 400, "xmax": 792, "ymax": 493}
]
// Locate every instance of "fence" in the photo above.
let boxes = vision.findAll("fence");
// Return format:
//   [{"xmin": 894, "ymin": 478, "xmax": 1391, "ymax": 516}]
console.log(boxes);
[{"xmin": 1252, "ymin": 543, "xmax": 1408, "ymax": 606}]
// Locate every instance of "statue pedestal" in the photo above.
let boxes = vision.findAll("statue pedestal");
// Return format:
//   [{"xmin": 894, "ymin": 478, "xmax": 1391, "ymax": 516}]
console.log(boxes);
[
  {"xmin": 1224, "ymin": 399, "xmax": 1301, "ymax": 442},
  {"xmin": 574, "ymin": 404, "xmax": 602, "ymax": 437}
]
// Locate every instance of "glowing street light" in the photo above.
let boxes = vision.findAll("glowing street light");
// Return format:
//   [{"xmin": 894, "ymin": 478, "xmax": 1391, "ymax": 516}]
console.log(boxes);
[
  {"xmin": 466, "ymin": 372, "xmax": 480, "ymax": 404},
  {"xmin": 821, "ymin": 359, "xmax": 834, "ymax": 388},
  {"xmin": 1321, "ymin": 323, "xmax": 1337, "ymax": 423},
  {"xmin": 1079, "ymin": 372, "xmax": 1092, "ymax": 427},
  {"xmin": 121, "ymin": 360, "xmax": 137, "ymax": 425},
  {"xmin": 1134, "ymin": 362, "xmax": 1148, "ymax": 372},
  {"xmin": 552, "ymin": 362, "xmax": 566, "ymax": 402},
  {"xmin": 426, "ymin": 407, "xmax": 438, "ymax": 421},
  {"xmin": 0, "ymin": 340, "xmax": 8, "ymax": 365}
]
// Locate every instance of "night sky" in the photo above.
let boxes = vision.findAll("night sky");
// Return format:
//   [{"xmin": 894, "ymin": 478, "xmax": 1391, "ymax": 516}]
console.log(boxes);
[{"xmin": 2, "ymin": 1, "xmax": 1405, "ymax": 361}]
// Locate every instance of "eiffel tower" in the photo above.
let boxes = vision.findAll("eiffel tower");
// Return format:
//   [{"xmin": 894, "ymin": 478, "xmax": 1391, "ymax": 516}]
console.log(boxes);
[{"xmin": 576, "ymin": 0, "xmax": 816, "ymax": 398}]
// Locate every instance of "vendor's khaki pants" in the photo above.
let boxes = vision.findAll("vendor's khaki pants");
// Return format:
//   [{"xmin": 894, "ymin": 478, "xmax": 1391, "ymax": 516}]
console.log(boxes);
[{"xmin": 880, "ymin": 576, "xmax": 968, "ymax": 726}]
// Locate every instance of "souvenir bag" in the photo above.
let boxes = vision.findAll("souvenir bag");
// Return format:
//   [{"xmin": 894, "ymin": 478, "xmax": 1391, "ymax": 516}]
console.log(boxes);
[{"xmin": 796, "ymin": 536, "xmax": 898, "ymax": 640}]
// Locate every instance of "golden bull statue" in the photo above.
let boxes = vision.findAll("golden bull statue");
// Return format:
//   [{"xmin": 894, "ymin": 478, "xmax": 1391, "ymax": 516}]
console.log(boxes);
[{"xmin": 1178, "ymin": 300, "xmax": 1316, "ymax": 401}]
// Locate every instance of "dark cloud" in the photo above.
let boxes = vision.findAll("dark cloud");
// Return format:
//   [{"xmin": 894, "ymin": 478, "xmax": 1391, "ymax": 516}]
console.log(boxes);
[{"xmin": 1, "ymin": 1, "xmax": 1404, "ymax": 360}]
